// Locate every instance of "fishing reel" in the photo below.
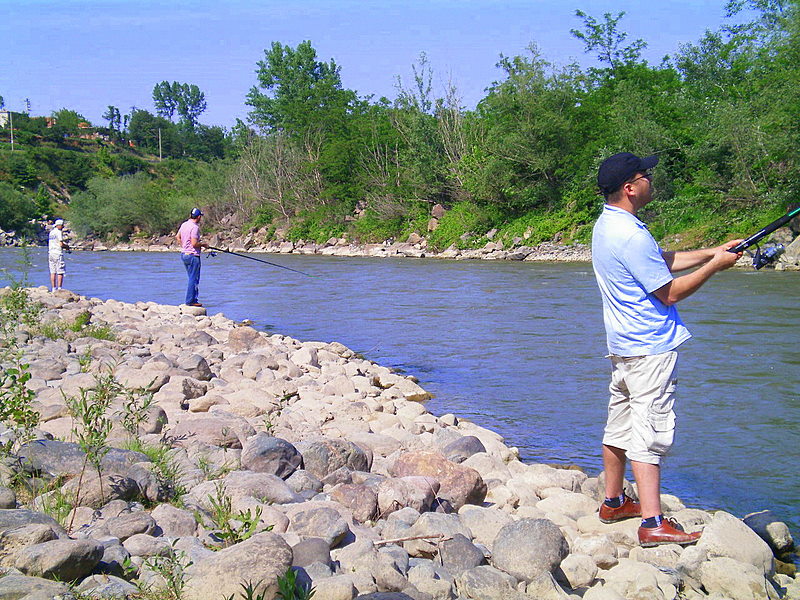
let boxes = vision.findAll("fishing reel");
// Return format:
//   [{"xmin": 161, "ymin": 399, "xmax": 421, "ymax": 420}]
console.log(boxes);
[{"xmin": 748, "ymin": 243, "xmax": 785, "ymax": 270}]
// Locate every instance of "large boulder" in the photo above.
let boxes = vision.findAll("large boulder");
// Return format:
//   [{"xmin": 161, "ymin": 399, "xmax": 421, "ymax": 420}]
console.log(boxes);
[
  {"xmin": 491, "ymin": 518, "xmax": 569, "ymax": 582},
  {"xmin": 240, "ymin": 434, "xmax": 302, "ymax": 479},
  {"xmin": 455, "ymin": 565, "xmax": 519, "ymax": 600},
  {"xmin": 227, "ymin": 327, "xmax": 269, "ymax": 352},
  {"xmin": 288, "ymin": 506, "xmax": 351, "ymax": 547},
  {"xmin": 376, "ymin": 477, "xmax": 437, "ymax": 517},
  {"xmin": 743, "ymin": 510, "xmax": 795, "ymax": 555},
  {"xmin": 16, "ymin": 439, "xmax": 148, "ymax": 478},
  {"xmin": 0, "ymin": 574, "xmax": 70, "ymax": 600},
  {"xmin": 182, "ymin": 532, "xmax": 292, "ymax": 600},
  {"xmin": 296, "ymin": 438, "xmax": 371, "ymax": 479},
  {"xmin": 698, "ymin": 510, "xmax": 775, "ymax": 576},
  {"xmin": 15, "ymin": 538, "xmax": 104, "ymax": 580},
  {"xmin": 390, "ymin": 451, "xmax": 486, "ymax": 510},
  {"xmin": 700, "ymin": 556, "xmax": 781, "ymax": 600}
]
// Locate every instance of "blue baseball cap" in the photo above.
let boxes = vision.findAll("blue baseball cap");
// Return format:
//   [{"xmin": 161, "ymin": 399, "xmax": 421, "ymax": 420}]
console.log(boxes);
[{"xmin": 190, "ymin": 208, "xmax": 203, "ymax": 218}]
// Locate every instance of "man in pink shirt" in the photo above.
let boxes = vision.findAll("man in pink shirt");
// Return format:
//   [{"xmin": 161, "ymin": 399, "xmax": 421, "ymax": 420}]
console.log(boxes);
[{"xmin": 176, "ymin": 208, "xmax": 207, "ymax": 306}]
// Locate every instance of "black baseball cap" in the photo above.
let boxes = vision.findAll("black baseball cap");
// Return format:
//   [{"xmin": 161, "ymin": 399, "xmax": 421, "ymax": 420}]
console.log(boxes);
[
  {"xmin": 597, "ymin": 152, "xmax": 658, "ymax": 196},
  {"xmin": 190, "ymin": 208, "xmax": 203, "ymax": 218}
]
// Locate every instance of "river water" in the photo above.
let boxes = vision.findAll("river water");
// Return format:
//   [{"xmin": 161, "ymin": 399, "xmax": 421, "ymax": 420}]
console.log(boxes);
[{"xmin": 2, "ymin": 248, "xmax": 798, "ymax": 538}]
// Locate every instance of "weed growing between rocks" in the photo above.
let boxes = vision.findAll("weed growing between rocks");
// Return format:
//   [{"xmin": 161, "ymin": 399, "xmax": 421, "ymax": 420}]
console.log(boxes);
[
  {"xmin": 206, "ymin": 480, "xmax": 267, "ymax": 548},
  {"xmin": 36, "ymin": 478, "xmax": 74, "ymax": 527},
  {"xmin": 276, "ymin": 569, "xmax": 315, "ymax": 600},
  {"xmin": 63, "ymin": 371, "xmax": 117, "ymax": 530},
  {"xmin": 124, "ymin": 437, "xmax": 187, "ymax": 504},
  {"xmin": 196, "ymin": 453, "xmax": 238, "ymax": 481},
  {"xmin": 35, "ymin": 311, "xmax": 116, "ymax": 342},
  {"xmin": 139, "ymin": 541, "xmax": 193, "ymax": 600}
]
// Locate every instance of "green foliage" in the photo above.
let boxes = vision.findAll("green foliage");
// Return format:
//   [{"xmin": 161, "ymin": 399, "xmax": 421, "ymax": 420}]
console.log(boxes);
[
  {"xmin": 427, "ymin": 202, "xmax": 504, "ymax": 251},
  {"xmin": 286, "ymin": 204, "xmax": 349, "ymax": 243},
  {"xmin": 206, "ymin": 481, "xmax": 267, "ymax": 547},
  {"xmin": 69, "ymin": 173, "xmax": 185, "ymax": 239},
  {"xmin": 0, "ymin": 362, "xmax": 40, "ymax": 454},
  {"xmin": 141, "ymin": 541, "xmax": 192, "ymax": 600},
  {"xmin": 124, "ymin": 438, "xmax": 186, "ymax": 503},
  {"xmin": 276, "ymin": 568, "xmax": 315, "ymax": 600},
  {"xmin": 0, "ymin": 182, "xmax": 38, "ymax": 234}
]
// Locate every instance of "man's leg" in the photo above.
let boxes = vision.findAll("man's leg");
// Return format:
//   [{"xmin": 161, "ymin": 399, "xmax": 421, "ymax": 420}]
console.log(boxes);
[
  {"xmin": 602, "ymin": 444, "xmax": 628, "ymax": 499},
  {"xmin": 56, "ymin": 273, "xmax": 64, "ymax": 289},
  {"xmin": 50, "ymin": 271, "xmax": 56, "ymax": 291},
  {"xmin": 598, "ymin": 358, "xmax": 642, "ymax": 524},
  {"xmin": 631, "ymin": 460, "xmax": 661, "ymax": 519}
]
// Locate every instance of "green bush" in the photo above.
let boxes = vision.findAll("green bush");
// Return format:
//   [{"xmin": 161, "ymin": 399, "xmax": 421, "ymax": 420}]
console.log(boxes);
[
  {"xmin": 427, "ymin": 202, "xmax": 504, "ymax": 251},
  {"xmin": 0, "ymin": 183, "xmax": 38, "ymax": 234},
  {"xmin": 286, "ymin": 204, "xmax": 349, "ymax": 243}
]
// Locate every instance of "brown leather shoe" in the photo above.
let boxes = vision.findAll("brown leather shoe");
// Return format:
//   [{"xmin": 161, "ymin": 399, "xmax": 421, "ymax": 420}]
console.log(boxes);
[
  {"xmin": 638, "ymin": 517, "xmax": 702, "ymax": 547},
  {"xmin": 599, "ymin": 494, "xmax": 642, "ymax": 523}
]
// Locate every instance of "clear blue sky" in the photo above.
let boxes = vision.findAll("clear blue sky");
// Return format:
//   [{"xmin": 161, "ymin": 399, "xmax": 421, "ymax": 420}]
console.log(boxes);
[{"xmin": 1, "ymin": 0, "xmax": 742, "ymax": 129}]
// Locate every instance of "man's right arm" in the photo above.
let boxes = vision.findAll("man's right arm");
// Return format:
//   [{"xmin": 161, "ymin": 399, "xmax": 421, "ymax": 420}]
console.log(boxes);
[{"xmin": 652, "ymin": 241, "xmax": 742, "ymax": 305}]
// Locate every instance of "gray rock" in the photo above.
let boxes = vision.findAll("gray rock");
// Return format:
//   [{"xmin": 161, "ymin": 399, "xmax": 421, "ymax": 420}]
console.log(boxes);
[
  {"xmin": 75, "ymin": 574, "xmax": 139, "ymax": 598},
  {"xmin": 296, "ymin": 438, "xmax": 371, "ymax": 479},
  {"xmin": 96, "ymin": 542, "xmax": 131, "ymax": 577},
  {"xmin": 151, "ymin": 503, "xmax": 198, "ymax": 537},
  {"xmin": 15, "ymin": 538, "xmax": 104, "ymax": 580},
  {"xmin": 0, "ymin": 486, "xmax": 15, "ymax": 509},
  {"xmin": 313, "ymin": 574, "xmax": 358, "ymax": 600},
  {"xmin": 293, "ymin": 537, "xmax": 332, "ymax": 567},
  {"xmin": 227, "ymin": 326, "xmax": 269, "ymax": 352},
  {"xmin": 211, "ymin": 470, "xmax": 303, "ymax": 505},
  {"xmin": 442, "ymin": 436, "xmax": 486, "ymax": 464},
  {"xmin": 123, "ymin": 533, "xmax": 171, "ymax": 558},
  {"xmin": 743, "ymin": 510, "xmax": 795, "ymax": 554},
  {"xmin": 289, "ymin": 506, "xmax": 351, "ymax": 547},
  {"xmin": 700, "ymin": 556, "xmax": 778, "ymax": 600},
  {"xmin": 57, "ymin": 472, "xmax": 140, "ymax": 509},
  {"xmin": 405, "ymin": 513, "xmax": 472, "ymax": 558},
  {"xmin": 455, "ymin": 565, "xmax": 519, "ymax": 600},
  {"xmin": 0, "ymin": 574, "xmax": 70, "ymax": 600},
  {"xmin": 457, "ymin": 506, "xmax": 514, "ymax": 550},
  {"xmin": 556, "ymin": 553, "xmax": 597, "ymax": 589},
  {"xmin": 241, "ymin": 434, "xmax": 302, "ymax": 479},
  {"xmin": 176, "ymin": 354, "xmax": 214, "ymax": 380},
  {"xmin": 377, "ymin": 477, "xmax": 437, "ymax": 517},
  {"xmin": 182, "ymin": 532, "xmax": 292, "ymax": 600},
  {"xmin": 286, "ymin": 469, "xmax": 324, "ymax": 495},
  {"xmin": 439, "ymin": 533, "xmax": 486, "ymax": 574},
  {"xmin": 0, "ymin": 509, "xmax": 66, "ymax": 536},
  {"xmin": 491, "ymin": 518, "xmax": 569, "ymax": 582},
  {"xmin": 169, "ymin": 416, "xmax": 246, "ymax": 448},
  {"xmin": 0, "ymin": 523, "xmax": 59, "ymax": 568},
  {"xmin": 105, "ymin": 510, "xmax": 157, "ymax": 541},
  {"xmin": 698, "ymin": 510, "xmax": 775, "ymax": 576},
  {"xmin": 17, "ymin": 439, "xmax": 148, "ymax": 478}
]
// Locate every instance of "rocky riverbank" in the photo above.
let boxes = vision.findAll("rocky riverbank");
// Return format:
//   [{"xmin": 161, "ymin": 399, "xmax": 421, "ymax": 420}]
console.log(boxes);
[
  {"xmin": 0, "ymin": 288, "xmax": 797, "ymax": 600},
  {"xmin": 76, "ymin": 226, "xmax": 800, "ymax": 270}
]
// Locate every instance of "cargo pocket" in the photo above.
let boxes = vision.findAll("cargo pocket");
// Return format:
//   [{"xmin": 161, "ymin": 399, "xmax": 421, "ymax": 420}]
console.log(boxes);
[{"xmin": 646, "ymin": 378, "xmax": 676, "ymax": 456}]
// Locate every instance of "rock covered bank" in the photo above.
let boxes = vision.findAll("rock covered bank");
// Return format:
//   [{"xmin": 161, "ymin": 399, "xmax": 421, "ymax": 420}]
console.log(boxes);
[{"xmin": 0, "ymin": 288, "xmax": 797, "ymax": 600}]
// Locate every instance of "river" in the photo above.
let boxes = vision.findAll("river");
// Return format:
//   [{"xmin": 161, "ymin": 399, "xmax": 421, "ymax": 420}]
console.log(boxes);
[{"xmin": 2, "ymin": 248, "xmax": 798, "ymax": 539}]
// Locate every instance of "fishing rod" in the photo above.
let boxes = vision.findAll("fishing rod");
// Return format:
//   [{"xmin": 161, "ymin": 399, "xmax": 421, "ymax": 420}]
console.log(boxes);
[
  {"xmin": 727, "ymin": 205, "xmax": 800, "ymax": 269},
  {"xmin": 206, "ymin": 246, "xmax": 316, "ymax": 277}
]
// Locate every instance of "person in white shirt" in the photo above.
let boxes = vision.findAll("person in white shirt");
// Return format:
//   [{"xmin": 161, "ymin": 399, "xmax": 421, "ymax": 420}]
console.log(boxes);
[{"xmin": 48, "ymin": 219, "xmax": 67, "ymax": 291}]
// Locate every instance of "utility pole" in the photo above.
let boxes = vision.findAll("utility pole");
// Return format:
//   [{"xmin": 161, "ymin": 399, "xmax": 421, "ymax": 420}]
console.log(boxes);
[
  {"xmin": 158, "ymin": 127, "xmax": 162, "ymax": 161},
  {"xmin": 9, "ymin": 111, "xmax": 13, "ymax": 152}
]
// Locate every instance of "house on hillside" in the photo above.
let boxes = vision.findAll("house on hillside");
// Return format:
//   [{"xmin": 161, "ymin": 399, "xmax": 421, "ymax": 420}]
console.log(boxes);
[{"xmin": 0, "ymin": 110, "xmax": 9, "ymax": 128}]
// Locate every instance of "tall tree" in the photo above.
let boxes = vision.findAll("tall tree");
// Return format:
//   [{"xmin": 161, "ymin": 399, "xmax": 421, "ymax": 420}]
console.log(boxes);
[
  {"xmin": 570, "ymin": 10, "xmax": 647, "ymax": 76},
  {"xmin": 152, "ymin": 81, "xmax": 179, "ymax": 121},
  {"xmin": 152, "ymin": 81, "xmax": 207, "ymax": 127},
  {"xmin": 102, "ymin": 105, "xmax": 121, "ymax": 132},
  {"xmin": 246, "ymin": 40, "xmax": 355, "ymax": 136}
]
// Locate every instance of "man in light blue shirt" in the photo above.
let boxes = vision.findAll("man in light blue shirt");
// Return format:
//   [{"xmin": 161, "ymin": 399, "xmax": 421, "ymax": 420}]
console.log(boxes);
[{"xmin": 591, "ymin": 152, "xmax": 742, "ymax": 547}]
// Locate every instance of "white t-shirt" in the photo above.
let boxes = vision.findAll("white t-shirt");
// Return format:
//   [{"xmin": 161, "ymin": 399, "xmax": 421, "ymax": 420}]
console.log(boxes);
[
  {"xmin": 592, "ymin": 205, "xmax": 691, "ymax": 356},
  {"xmin": 48, "ymin": 227, "xmax": 63, "ymax": 256}
]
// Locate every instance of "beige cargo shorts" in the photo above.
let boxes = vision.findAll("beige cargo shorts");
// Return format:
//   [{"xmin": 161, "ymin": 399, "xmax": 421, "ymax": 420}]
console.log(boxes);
[
  {"xmin": 48, "ymin": 253, "xmax": 65, "ymax": 275},
  {"xmin": 602, "ymin": 350, "xmax": 678, "ymax": 465}
]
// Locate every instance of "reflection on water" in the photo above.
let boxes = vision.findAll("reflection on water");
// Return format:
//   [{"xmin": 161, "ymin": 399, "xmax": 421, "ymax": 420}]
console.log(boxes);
[{"xmin": 1, "ymin": 248, "xmax": 798, "ymax": 536}]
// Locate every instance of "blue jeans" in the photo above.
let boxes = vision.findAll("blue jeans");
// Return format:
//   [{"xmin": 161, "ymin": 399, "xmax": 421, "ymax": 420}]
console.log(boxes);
[{"xmin": 181, "ymin": 254, "xmax": 201, "ymax": 304}]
